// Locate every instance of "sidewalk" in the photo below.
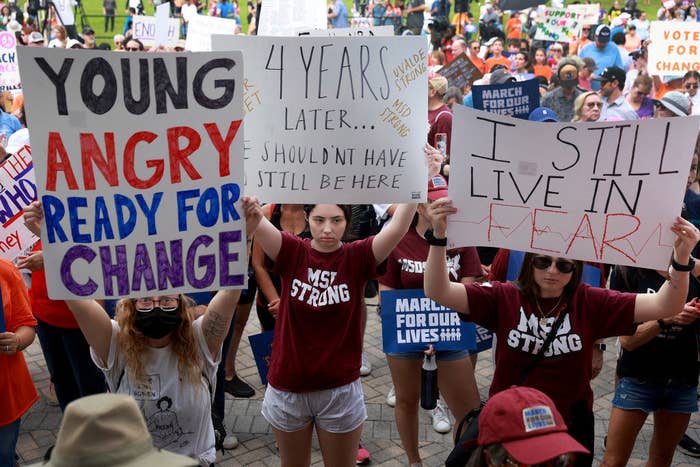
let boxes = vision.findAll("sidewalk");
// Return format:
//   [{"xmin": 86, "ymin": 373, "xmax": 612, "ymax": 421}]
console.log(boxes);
[{"xmin": 16, "ymin": 298, "xmax": 700, "ymax": 466}]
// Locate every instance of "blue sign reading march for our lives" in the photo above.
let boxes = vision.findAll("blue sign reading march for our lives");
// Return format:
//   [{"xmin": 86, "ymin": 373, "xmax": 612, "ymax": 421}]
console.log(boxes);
[
  {"xmin": 381, "ymin": 289, "xmax": 476, "ymax": 353},
  {"xmin": 472, "ymin": 78, "xmax": 540, "ymax": 119}
]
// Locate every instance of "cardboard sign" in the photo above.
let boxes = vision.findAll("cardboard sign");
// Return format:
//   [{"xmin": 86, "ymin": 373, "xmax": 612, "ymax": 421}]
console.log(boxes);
[
  {"xmin": 381, "ymin": 289, "xmax": 476, "ymax": 353},
  {"xmin": 0, "ymin": 32, "xmax": 21, "ymax": 95},
  {"xmin": 248, "ymin": 330, "xmax": 274, "ymax": 385},
  {"xmin": 568, "ymin": 4, "xmax": 601, "ymax": 26},
  {"xmin": 185, "ymin": 15, "xmax": 239, "ymax": 52},
  {"xmin": 472, "ymin": 79, "xmax": 540, "ymax": 120},
  {"xmin": 447, "ymin": 106, "xmax": 700, "ymax": 270},
  {"xmin": 648, "ymin": 22, "xmax": 700, "ymax": 76},
  {"xmin": 18, "ymin": 48, "xmax": 247, "ymax": 299},
  {"xmin": 534, "ymin": 8, "xmax": 583, "ymax": 43},
  {"xmin": 297, "ymin": 25, "xmax": 395, "ymax": 37},
  {"xmin": 212, "ymin": 35, "xmax": 430, "ymax": 203},
  {"xmin": 258, "ymin": 0, "xmax": 327, "ymax": 36},
  {"xmin": 0, "ymin": 147, "xmax": 39, "ymax": 261},
  {"xmin": 132, "ymin": 15, "xmax": 181, "ymax": 47},
  {"xmin": 437, "ymin": 53, "xmax": 484, "ymax": 91}
]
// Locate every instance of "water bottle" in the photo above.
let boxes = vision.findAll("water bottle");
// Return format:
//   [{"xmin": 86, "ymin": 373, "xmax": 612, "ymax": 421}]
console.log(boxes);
[{"xmin": 420, "ymin": 354, "xmax": 438, "ymax": 410}]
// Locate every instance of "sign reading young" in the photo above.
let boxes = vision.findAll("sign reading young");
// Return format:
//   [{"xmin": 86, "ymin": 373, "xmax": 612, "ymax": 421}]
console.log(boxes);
[
  {"xmin": 212, "ymin": 35, "xmax": 430, "ymax": 203},
  {"xmin": 448, "ymin": 106, "xmax": 700, "ymax": 270},
  {"xmin": 18, "ymin": 48, "xmax": 247, "ymax": 299}
]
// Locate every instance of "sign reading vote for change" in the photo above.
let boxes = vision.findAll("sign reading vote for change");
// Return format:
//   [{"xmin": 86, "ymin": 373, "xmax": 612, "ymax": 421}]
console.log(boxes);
[
  {"xmin": 381, "ymin": 289, "xmax": 476, "ymax": 353},
  {"xmin": 534, "ymin": 8, "xmax": 583, "ymax": 43},
  {"xmin": 447, "ymin": 106, "xmax": 700, "ymax": 270},
  {"xmin": 648, "ymin": 22, "xmax": 700, "ymax": 76},
  {"xmin": 18, "ymin": 48, "xmax": 247, "ymax": 299},
  {"xmin": 212, "ymin": 35, "xmax": 430, "ymax": 203}
]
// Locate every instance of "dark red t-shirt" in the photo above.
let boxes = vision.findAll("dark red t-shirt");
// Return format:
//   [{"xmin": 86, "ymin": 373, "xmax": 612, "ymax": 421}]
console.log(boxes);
[
  {"xmin": 428, "ymin": 104, "xmax": 452, "ymax": 155},
  {"xmin": 379, "ymin": 227, "xmax": 481, "ymax": 289},
  {"xmin": 465, "ymin": 281, "xmax": 636, "ymax": 426},
  {"xmin": 266, "ymin": 232, "xmax": 383, "ymax": 392}
]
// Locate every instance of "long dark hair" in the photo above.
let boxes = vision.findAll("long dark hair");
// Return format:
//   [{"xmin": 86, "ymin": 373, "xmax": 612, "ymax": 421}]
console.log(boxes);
[
  {"xmin": 304, "ymin": 204, "xmax": 354, "ymax": 241},
  {"xmin": 514, "ymin": 253, "xmax": 583, "ymax": 302}
]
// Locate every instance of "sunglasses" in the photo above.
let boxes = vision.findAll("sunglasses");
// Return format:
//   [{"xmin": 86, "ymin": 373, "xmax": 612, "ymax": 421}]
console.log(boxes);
[
  {"xmin": 685, "ymin": 83, "xmax": 699, "ymax": 89},
  {"xmin": 126, "ymin": 46, "xmax": 140, "ymax": 51},
  {"xmin": 532, "ymin": 256, "xmax": 576, "ymax": 274},
  {"xmin": 585, "ymin": 101, "xmax": 603, "ymax": 108}
]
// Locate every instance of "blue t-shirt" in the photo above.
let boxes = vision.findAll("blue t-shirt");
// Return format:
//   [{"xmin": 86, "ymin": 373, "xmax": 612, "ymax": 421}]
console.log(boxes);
[
  {"xmin": 217, "ymin": 1, "xmax": 235, "ymax": 19},
  {"xmin": 578, "ymin": 42, "xmax": 623, "ymax": 91},
  {"xmin": 330, "ymin": 0, "xmax": 349, "ymax": 29},
  {"xmin": 0, "ymin": 111, "xmax": 21, "ymax": 141}
]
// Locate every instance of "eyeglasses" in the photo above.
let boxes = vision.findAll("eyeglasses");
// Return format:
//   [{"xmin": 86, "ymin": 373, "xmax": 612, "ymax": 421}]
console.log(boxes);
[
  {"xmin": 585, "ymin": 101, "xmax": 603, "ymax": 108},
  {"xmin": 685, "ymin": 83, "xmax": 699, "ymax": 89},
  {"xmin": 532, "ymin": 256, "xmax": 576, "ymax": 274},
  {"xmin": 134, "ymin": 297, "xmax": 180, "ymax": 312}
]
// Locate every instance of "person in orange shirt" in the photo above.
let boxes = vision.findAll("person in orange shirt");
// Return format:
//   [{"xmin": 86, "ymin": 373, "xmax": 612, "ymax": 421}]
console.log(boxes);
[
  {"xmin": 532, "ymin": 47, "xmax": 553, "ymax": 83},
  {"xmin": 570, "ymin": 24, "xmax": 593, "ymax": 55},
  {"xmin": 505, "ymin": 11, "xmax": 522, "ymax": 40},
  {"xmin": 467, "ymin": 39, "xmax": 486, "ymax": 72},
  {"xmin": 484, "ymin": 38, "xmax": 511, "ymax": 73},
  {"xmin": 0, "ymin": 258, "xmax": 38, "ymax": 467}
]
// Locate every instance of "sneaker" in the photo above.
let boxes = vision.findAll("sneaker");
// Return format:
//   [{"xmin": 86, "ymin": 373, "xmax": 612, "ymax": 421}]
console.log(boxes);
[
  {"xmin": 386, "ymin": 385, "xmax": 396, "ymax": 407},
  {"xmin": 431, "ymin": 400, "xmax": 452, "ymax": 434},
  {"xmin": 678, "ymin": 434, "xmax": 700, "ymax": 458},
  {"xmin": 222, "ymin": 434, "xmax": 239, "ymax": 450},
  {"xmin": 356, "ymin": 443, "xmax": 371, "ymax": 465},
  {"xmin": 224, "ymin": 375, "xmax": 255, "ymax": 398},
  {"xmin": 360, "ymin": 352, "xmax": 372, "ymax": 376}
]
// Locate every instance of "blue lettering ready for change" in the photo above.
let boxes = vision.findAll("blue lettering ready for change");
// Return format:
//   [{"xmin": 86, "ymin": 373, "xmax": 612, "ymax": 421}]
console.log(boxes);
[
  {"xmin": 381, "ymin": 289, "xmax": 476, "ymax": 353},
  {"xmin": 472, "ymin": 79, "xmax": 540, "ymax": 119}
]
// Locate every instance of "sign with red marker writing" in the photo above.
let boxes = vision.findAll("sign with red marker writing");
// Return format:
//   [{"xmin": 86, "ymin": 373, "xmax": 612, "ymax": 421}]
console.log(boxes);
[
  {"xmin": 18, "ymin": 48, "xmax": 246, "ymax": 299},
  {"xmin": 448, "ymin": 106, "xmax": 700, "ymax": 270},
  {"xmin": 534, "ymin": 8, "xmax": 583, "ymax": 43},
  {"xmin": 0, "ymin": 146, "xmax": 38, "ymax": 260}
]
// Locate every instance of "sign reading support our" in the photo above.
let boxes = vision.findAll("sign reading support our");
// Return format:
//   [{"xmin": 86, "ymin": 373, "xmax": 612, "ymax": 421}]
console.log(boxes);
[
  {"xmin": 212, "ymin": 35, "xmax": 430, "ymax": 203},
  {"xmin": 381, "ymin": 289, "xmax": 476, "ymax": 353},
  {"xmin": 18, "ymin": 48, "xmax": 247, "ymax": 299},
  {"xmin": 534, "ymin": 8, "xmax": 583, "ymax": 43},
  {"xmin": 0, "ymin": 147, "xmax": 38, "ymax": 260},
  {"xmin": 472, "ymin": 79, "xmax": 540, "ymax": 119},
  {"xmin": 648, "ymin": 22, "xmax": 700, "ymax": 76},
  {"xmin": 447, "ymin": 106, "xmax": 700, "ymax": 270},
  {"xmin": 0, "ymin": 32, "xmax": 21, "ymax": 95}
]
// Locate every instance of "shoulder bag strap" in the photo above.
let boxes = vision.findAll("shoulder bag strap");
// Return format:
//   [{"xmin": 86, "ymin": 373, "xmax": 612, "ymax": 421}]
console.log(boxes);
[{"xmin": 515, "ymin": 308, "xmax": 569, "ymax": 386}]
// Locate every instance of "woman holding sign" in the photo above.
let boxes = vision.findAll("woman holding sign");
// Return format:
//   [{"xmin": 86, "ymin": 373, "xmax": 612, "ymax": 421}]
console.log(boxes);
[
  {"xmin": 378, "ymin": 174, "xmax": 482, "ymax": 466},
  {"xmin": 423, "ymin": 198, "xmax": 700, "ymax": 467},
  {"xmin": 23, "ymin": 200, "xmax": 258, "ymax": 466},
  {"xmin": 245, "ymin": 148, "xmax": 443, "ymax": 467}
]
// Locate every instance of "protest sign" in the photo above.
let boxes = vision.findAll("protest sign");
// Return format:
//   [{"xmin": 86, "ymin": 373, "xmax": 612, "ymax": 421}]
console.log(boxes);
[
  {"xmin": 648, "ymin": 21, "xmax": 700, "ymax": 76},
  {"xmin": 474, "ymin": 326, "xmax": 493, "ymax": 353},
  {"xmin": 185, "ymin": 15, "xmax": 238, "ymax": 52},
  {"xmin": 0, "ymin": 147, "xmax": 38, "ymax": 261},
  {"xmin": 381, "ymin": 289, "xmax": 476, "ymax": 353},
  {"xmin": 568, "ymin": 4, "xmax": 600, "ymax": 26},
  {"xmin": 212, "ymin": 35, "xmax": 430, "ymax": 203},
  {"xmin": 153, "ymin": 3, "xmax": 171, "ymax": 48},
  {"xmin": 0, "ymin": 31, "xmax": 21, "ymax": 95},
  {"xmin": 248, "ymin": 331, "xmax": 274, "ymax": 385},
  {"xmin": 437, "ymin": 53, "xmax": 484, "ymax": 91},
  {"xmin": 472, "ymin": 79, "xmax": 540, "ymax": 119},
  {"xmin": 53, "ymin": 0, "xmax": 75, "ymax": 26},
  {"xmin": 132, "ymin": 15, "xmax": 180, "ymax": 47},
  {"xmin": 534, "ymin": 8, "xmax": 583, "ymax": 42},
  {"xmin": 447, "ymin": 106, "xmax": 700, "ymax": 270},
  {"xmin": 18, "ymin": 48, "xmax": 247, "ymax": 299},
  {"xmin": 297, "ymin": 25, "xmax": 395, "ymax": 36},
  {"xmin": 258, "ymin": 0, "xmax": 327, "ymax": 36}
]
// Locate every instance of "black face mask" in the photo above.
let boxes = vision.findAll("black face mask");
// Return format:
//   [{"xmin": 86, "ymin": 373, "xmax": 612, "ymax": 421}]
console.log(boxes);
[{"xmin": 133, "ymin": 307, "xmax": 182, "ymax": 339}]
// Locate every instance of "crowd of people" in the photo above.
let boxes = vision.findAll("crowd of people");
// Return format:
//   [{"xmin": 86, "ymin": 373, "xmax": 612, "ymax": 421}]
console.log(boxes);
[{"xmin": 2, "ymin": 1, "xmax": 700, "ymax": 467}]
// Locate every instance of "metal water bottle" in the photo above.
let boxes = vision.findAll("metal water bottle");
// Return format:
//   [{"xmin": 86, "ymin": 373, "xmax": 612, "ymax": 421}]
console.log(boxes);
[{"xmin": 420, "ymin": 354, "xmax": 438, "ymax": 410}]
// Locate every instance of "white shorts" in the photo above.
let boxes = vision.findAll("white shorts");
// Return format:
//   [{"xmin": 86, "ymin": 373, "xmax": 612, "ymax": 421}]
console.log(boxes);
[{"xmin": 261, "ymin": 379, "xmax": 367, "ymax": 433}]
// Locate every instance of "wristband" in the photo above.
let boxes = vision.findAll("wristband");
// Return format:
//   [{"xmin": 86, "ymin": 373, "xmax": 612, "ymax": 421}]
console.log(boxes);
[
  {"xmin": 594, "ymin": 343, "xmax": 606, "ymax": 351},
  {"xmin": 424, "ymin": 229, "xmax": 447, "ymax": 247},
  {"xmin": 657, "ymin": 319, "xmax": 671, "ymax": 331},
  {"xmin": 671, "ymin": 255, "xmax": 695, "ymax": 272}
]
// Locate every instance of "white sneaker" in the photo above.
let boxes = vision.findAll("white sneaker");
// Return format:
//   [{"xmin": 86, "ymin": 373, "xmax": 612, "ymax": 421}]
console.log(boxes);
[
  {"xmin": 223, "ymin": 434, "xmax": 239, "ymax": 450},
  {"xmin": 386, "ymin": 385, "xmax": 396, "ymax": 407},
  {"xmin": 431, "ymin": 400, "xmax": 452, "ymax": 434},
  {"xmin": 360, "ymin": 352, "xmax": 372, "ymax": 376}
]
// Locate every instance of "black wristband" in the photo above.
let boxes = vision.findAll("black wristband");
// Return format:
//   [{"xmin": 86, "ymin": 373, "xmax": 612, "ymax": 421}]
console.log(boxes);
[
  {"xmin": 671, "ymin": 255, "xmax": 695, "ymax": 272},
  {"xmin": 424, "ymin": 229, "xmax": 447, "ymax": 247},
  {"xmin": 594, "ymin": 343, "xmax": 606, "ymax": 351}
]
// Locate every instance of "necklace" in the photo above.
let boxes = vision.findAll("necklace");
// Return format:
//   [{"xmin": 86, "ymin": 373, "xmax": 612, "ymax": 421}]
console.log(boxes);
[{"xmin": 534, "ymin": 295, "xmax": 563, "ymax": 327}]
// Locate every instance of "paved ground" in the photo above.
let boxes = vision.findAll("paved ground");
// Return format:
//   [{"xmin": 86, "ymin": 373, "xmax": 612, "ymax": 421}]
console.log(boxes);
[{"xmin": 16, "ymin": 298, "xmax": 700, "ymax": 466}]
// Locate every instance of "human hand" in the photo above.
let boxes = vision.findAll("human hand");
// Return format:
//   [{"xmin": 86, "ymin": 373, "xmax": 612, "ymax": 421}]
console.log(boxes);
[
  {"xmin": 671, "ymin": 216, "xmax": 700, "ymax": 261},
  {"xmin": 0, "ymin": 332, "xmax": 20, "ymax": 355},
  {"xmin": 241, "ymin": 196, "xmax": 263, "ymax": 236},
  {"xmin": 426, "ymin": 197, "xmax": 457, "ymax": 238},
  {"xmin": 23, "ymin": 200, "xmax": 43, "ymax": 237},
  {"xmin": 16, "ymin": 251, "xmax": 44, "ymax": 271},
  {"xmin": 268, "ymin": 298, "xmax": 280, "ymax": 318},
  {"xmin": 425, "ymin": 144, "xmax": 443, "ymax": 179}
]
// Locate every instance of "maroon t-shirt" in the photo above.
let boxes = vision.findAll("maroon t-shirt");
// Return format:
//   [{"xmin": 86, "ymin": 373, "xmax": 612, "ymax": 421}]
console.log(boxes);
[
  {"xmin": 465, "ymin": 281, "xmax": 636, "ymax": 426},
  {"xmin": 266, "ymin": 232, "xmax": 383, "ymax": 392},
  {"xmin": 379, "ymin": 227, "xmax": 482, "ymax": 289},
  {"xmin": 428, "ymin": 104, "xmax": 453, "ymax": 155}
]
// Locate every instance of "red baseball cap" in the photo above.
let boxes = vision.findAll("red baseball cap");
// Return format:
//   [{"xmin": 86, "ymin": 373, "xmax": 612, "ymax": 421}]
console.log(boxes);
[
  {"xmin": 427, "ymin": 175, "xmax": 449, "ymax": 201},
  {"xmin": 478, "ymin": 387, "xmax": 589, "ymax": 464}
]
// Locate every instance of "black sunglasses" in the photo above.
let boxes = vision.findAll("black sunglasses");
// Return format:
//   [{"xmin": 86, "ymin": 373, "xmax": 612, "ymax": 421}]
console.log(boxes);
[{"xmin": 532, "ymin": 256, "xmax": 576, "ymax": 274}]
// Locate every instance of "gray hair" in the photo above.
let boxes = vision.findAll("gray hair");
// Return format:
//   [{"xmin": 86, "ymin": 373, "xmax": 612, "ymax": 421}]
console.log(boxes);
[{"xmin": 443, "ymin": 86, "xmax": 463, "ymax": 104}]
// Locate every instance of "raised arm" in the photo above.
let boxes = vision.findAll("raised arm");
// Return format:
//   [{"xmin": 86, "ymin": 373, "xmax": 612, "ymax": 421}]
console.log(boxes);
[
  {"xmin": 252, "ymin": 204, "xmax": 280, "ymax": 308},
  {"xmin": 423, "ymin": 197, "xmax": 469, "ymax": 313},
  {"xmin": 201, "ymin": 289, "xmax": 242, "ymax": 358},
  {"xmin": 634, "ymin": 217, "xmax": 700, "ymax": 322},
  {"xmin": 243, "ymin": 196, "xmax": 283, "ymax": 262},
  {"xmin": 65, "ymin": 300, "xmax": 114, "ymax": 365}
]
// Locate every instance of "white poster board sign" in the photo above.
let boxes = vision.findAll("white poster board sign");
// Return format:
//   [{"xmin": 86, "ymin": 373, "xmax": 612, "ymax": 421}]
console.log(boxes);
[
  {"xmin": 53, "ymin": 0, "xmax": 75, "ymax": 26},
  {"xmin": 153, "ymin": 3, "xmax": 171, "ymax": 48},
  {"xmin": 133, "ymin": 15, "xmax": 181, "ymax": 47},
  {"xmin": 0, "ymin": 147, "xmax": 38, "ymax": 260},
  {"xmin": 648, "ymin": 21, "xmax": 700, "ymax": 76},
  {"xmin": 18, "ymin": 48, "xmax": 247, "ymax": 299},
  {"xmin": 534, "ymin": 8, "xmax": 583, "ymax": 43},
  {"xmin": 448, "ymin": 106, "xmax": 700, "ymax": 270},
  {"xmin": 258, "ymin": 0, "xmax": 327, "ymax": 36},
  {"xmin": 212, "ymin": 35, "xmax": 430, "ymax": 203},
  {"xmin": 568, "ymin": 4, "xmax": 600, "ymax": 26},
  {"xmin": 0, "ymin": 31, "xmax": 21, "ymax": 95},
  {"xmin": 185, "ymin": 14, "xmax": 239, "ymax": 52},
  {"xmin": 297, "ymin": 25, "xmax": 395, "ymax": 36}
]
